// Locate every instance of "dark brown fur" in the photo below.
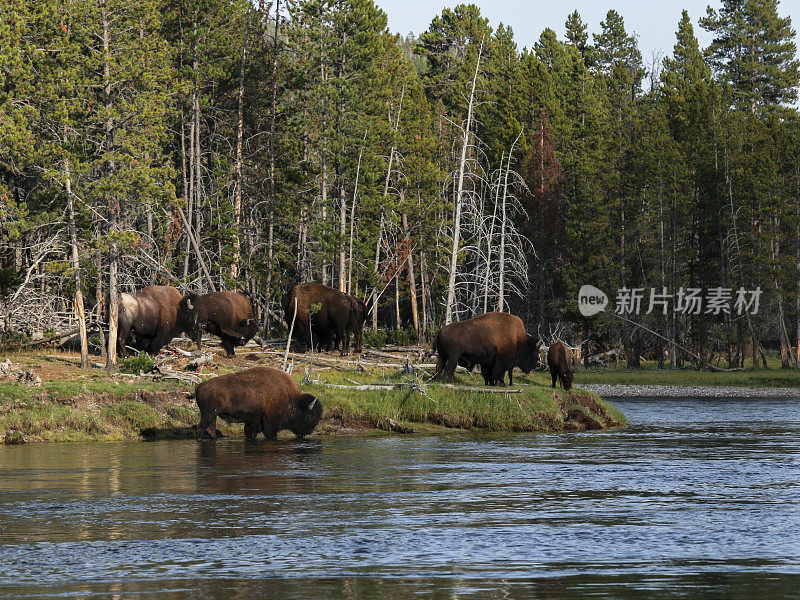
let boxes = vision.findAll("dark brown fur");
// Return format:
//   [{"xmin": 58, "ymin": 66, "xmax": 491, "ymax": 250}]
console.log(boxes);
[
  {"xmin": 178, "ymin": 291, "xmax": 258, "ymax": 357},
  {"xmin": 117, "ymin": 285, "xmax": 185, "ymax": 357},
  {"xmin": 432, "ymin": 312, "xmax": 540, "ymax": 385},
  {"xmin": 345, "ymin": 296, "xmax": 367, "ymax": 353},
  {"xmin": 283, "ymin": 283, "xmax": 365, "ymax": 355},
  {"xmin": 193, "ymin": 366, "xmax": 322, "ymax": 440},
  {"xmin": 548, "ymin": 341, "xmax": 574, "ymax": 390}
]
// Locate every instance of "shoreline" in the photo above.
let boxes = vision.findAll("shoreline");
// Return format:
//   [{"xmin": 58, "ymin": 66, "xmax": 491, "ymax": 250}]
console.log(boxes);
[
  {"xmin": 582, "ymin": 383, "xmax": 800, "ymax": 399},
  {"xmin": 0, "ymin": 350, "xmax": 626, "ymax": 444}
]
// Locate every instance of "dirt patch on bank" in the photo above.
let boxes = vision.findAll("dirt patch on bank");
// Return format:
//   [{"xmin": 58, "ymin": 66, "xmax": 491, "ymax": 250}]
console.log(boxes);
[{"xmin": 555, "ymin": 391, "xmax": 626, "ymax": 431}]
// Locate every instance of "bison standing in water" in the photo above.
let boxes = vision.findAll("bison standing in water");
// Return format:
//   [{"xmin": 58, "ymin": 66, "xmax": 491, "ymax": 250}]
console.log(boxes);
[
  {"xmin": 117, "ymin": 285, "xmax": 186, "ymax": 357},
  {"xmin": 283, "ymin": 282, "xmax": 365, "ymax": 355},
  {"xmin": 178, "ymin": 291, "xmax": 258, "ymax": 357},
  {"xmin": 547, "ymin": 341, "xmax": 574, "ymax": 390},
  {"xmin": 432, "ymin": 312, "xmax": 540, "ymax": 385},
  {"xmin": 192, "ymin": 366, "xmax": 322, "ymax": 440}
]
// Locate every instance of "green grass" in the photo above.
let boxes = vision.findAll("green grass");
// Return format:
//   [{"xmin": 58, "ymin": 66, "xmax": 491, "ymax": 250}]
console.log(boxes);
[
  {"xmin": 575, "ymin": 358, "xmax": 800, "ymax": 388},
  {"xmin": 0, "ymin": 351, "xmax": 626, "ymax": 443},
  {"xmin": 303, "ymin": 367, "xmax": 625, "ymax": 433},
  {"xmin": 0, "ymin": 379, "xmax": 186, "ymax": 406}
]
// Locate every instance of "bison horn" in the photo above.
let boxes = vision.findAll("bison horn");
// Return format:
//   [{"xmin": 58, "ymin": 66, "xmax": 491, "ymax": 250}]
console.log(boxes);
[
  {"xmin": 307, "ymin": 398, "xmax": 317, "ymax": 411},
  {"xmin": 186, "ymin": 299, "xmax": 193, "ymax": 310}
]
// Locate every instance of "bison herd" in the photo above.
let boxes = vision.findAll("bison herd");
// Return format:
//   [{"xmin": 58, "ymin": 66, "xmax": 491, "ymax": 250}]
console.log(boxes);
[
  {"xmin": 113, "ymin": 281, "xmax": 575, "ymax": 441},
  {"xmin": 117, "ymin": 282, "xmax": 366, "ymax": 359}
]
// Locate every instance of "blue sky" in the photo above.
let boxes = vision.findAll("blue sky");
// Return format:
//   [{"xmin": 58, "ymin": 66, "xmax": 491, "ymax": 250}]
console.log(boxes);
[{"xmin": 374, "ymin": 0, "xmax": 800, "ymax": 69}]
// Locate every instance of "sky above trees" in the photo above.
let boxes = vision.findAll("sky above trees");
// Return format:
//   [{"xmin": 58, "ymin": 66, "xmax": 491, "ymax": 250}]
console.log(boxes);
[{"xmin": 376, "ymin": 0, "xmax": 796, "ymax": 71}]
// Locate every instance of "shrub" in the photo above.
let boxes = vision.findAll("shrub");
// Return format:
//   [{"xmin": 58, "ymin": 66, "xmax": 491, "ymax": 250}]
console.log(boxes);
[
  {"xmin": 363, "ymin": 329, "xmax": 387, "ymax": 349},
  {"xmin": 119, "ymin": 353, "xmax": 155, "ymax": 374},
  {"xmin": 363, "ymin": 327, "xmax": 419, "ymax": 348},
  {"xmin": 387, "ymin": 327, "xmax": 418, "ymax": 346}
]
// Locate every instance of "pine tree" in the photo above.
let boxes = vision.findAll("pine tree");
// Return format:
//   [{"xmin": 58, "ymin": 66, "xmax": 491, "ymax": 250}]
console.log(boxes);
[
  {"xmin": 701, "ymin": 0, "xmax": 799, "ymax": 112},
  {"xmin": 565, "ymin": 10, "xmax": 593, "ymax": 67}
]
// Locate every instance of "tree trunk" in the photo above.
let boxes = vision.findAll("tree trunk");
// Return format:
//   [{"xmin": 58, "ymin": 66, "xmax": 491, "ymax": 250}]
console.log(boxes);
[
  {"xmin": 420, "ymin": 249, "xmax": 428, "ymax": 338},
  {"xmin": 265, "ymin": 0, "xmax": 281, "ymax": 333},
  {"xmin": 372, "ymin": 215, "xmax": 383, "ymax": 331},
  {"xmin": 403, "ymin": 212, "xmax": 419, "ymax": 336},
  {"xmin": 497, "ymin": 131, "xmax": 520, "ymax": 312},
  {"xmin": 483, "ymin": 154, "xmax": 501, "ymax": 313},
  {"xmin": 445, "ymin": 40, "xmax": 483, "ymax": 324},
  {"xmin": 66, "ymin": 158, "xmax": 89, "ymax": 368},
  {"xmin": 102, "ymin": 0, "xmax": 118, "ymax": 371},
  {"xmin": 231, "ymin": 6, "xmax": 251, "ymax": 280}
]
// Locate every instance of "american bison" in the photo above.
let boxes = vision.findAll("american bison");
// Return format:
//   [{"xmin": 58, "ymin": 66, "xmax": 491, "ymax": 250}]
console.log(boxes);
[
  {"xmin": 432, "ymin": 312, "xmax": 540, "ymax": 385},
  {"xmin": 178, "ymin": 291, "xmax": 258, "ymax": 357},
  {"xmin": 283, "ymin": 282, "xmax": 365, "ymax": 355},
  {"xmin": 547, "ymin": 341, "xmax": 574, "ymax": 390},
  {"xmin": 192, "ymin": 366, "xmax": 322, "ymax": 440},
  {"xmin": 117, "ymin": 285, "xmax": 186, "ymax": 357}
]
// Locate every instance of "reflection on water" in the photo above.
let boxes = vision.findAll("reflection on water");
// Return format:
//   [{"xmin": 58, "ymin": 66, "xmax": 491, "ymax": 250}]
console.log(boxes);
[{"xmin": 1, "ymin": 398, "xmax": 799, "ymax": 599}]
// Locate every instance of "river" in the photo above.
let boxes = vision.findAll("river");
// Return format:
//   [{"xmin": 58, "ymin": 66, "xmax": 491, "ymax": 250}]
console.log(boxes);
[{"xmin": 1, "ymin": 397, "xmax": 799, "ymax": 599}]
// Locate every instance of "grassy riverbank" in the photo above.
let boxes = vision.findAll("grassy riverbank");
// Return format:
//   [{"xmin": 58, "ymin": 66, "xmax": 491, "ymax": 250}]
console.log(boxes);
[
  {"xmin": 0, "ymin": 349, "xmax": 624, "ymax": 444},
  {"xmin": 576, "ymin": 357, "xmax": 800, "ymax": 388}
]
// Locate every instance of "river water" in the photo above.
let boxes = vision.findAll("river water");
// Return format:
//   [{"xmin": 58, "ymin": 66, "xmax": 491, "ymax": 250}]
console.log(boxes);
[{"xmin": 1, "ymin": 398, "xmax": 799, "ymax": 599}]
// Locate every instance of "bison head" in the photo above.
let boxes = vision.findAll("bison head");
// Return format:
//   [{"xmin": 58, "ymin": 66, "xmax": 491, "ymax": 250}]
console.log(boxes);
[
  {"xmin": 517, "ymin": 334, "xmax": 542, "ymax": 373},
  {"xmin": 178, "ymin": 293, "xmax": 204, "ymax": 341},
  {"xmin": 562, "ymin": 367, "xmax": 574, "ymax": 390},
  {"xmin": 291, "ymin": 393, "xmax": 323, "ymax": 438}
]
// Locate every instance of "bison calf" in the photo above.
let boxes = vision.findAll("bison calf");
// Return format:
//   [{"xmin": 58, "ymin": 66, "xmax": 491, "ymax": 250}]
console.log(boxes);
[
  {"xmin": 193, "ymin": 366, "xmax": 322, "ymax": 440},
  {"xmin": 547, "ymin": 341, "xmax": 574, "ymax": 390}
]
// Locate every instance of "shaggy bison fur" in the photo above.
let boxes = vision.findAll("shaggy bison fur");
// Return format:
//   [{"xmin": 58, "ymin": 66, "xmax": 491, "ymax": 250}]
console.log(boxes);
[
  {"xmin": 432, "ymin": 312, "xmax": 540, "ymax": 385},
  {"xmin": 283, "ymin": 282, "xmax": 365, "ymax": 355},
  {"xmin": 192, "ymin": 366, "xmax": 322, "ymax": 440},
  {"xmin": 547, "ymin": 341, "xmax": 574, "ymax": 390},
  {"xmin": 117, "ymin": 285, "xmax": 186, "ymax": 357},
  {"xmin": 179, "ymin": 291, "xmax": 258, "ymax": 357}
]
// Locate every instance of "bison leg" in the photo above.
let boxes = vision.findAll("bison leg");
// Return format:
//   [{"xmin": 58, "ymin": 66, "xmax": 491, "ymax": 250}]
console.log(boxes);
[
  {"xmin": 339, "ymin": 327, "xmax": 351, "ymax": 357},
  {"xmin": 149, "ymin": 330, "xmax": 168, "ymax": 356},
  {"xmin": 432, "ymin": 353, "xmax": 446, "ymax": 381},
  {"xmin": 221, "ymin": 337, "xmax": 236, "ymax": 358},
  {"xmin": 444, "ymin": 355, "xmax": 459, "ymax": 383},
  {"xmin": 480, "ymin": 364, "xmax": 493, "ymax": 386},
  {"xmin": 117, "ymin": 332, "xmax": 131, "ymax": 358},
  {"xmin": 261, "ymin": 417, "xmax": 278, "ymax": 440},
  {"xmin": 507, "ymin": 369, "xmax": 513, "ymax": 386},
  {"xmin": 354, "ymin": 328, "xmax": 363, "ymax": 354},
  {"xmin": 244, "ymin": 421, "xmax": 259, "ymax": 440},
  {"xmin": 490, "ymin": 363, "xmax": 506, "ymax": 387},
  {"xmin": 551, "ymin": 367, "xmax": 558, "ymax": 388},
  {"xmin": 197, "ymin": 411, "xmax": 218, "ymax": 440}
]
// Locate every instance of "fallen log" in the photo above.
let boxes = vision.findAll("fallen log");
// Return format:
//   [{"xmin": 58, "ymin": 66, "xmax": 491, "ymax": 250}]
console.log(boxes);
[
  {"xmin": 440, "ymin": 384, "xmax": 522, "ymax": 394},
  {"xmin": 155, "ymin": 368, "xmax": 202, "ymax": 384},
  {"xmin": 44, "ymin": 354, "xmax": 105, "ymax": 369},
  {"xmin": 410, "ymin": 363, "xmax": 471, "ymax": 372},
  {"xmin": 263, "ymin": 350, "xmax": 403, "ymax": 370},
  {"xmin": 364, "ymin": 349, "xmax": 409, "ymax": 362},
  {"xmin": 309, "ymin": 382, "xmax": 396, "ymax": 391},
  {"xmin": 21, "ymin": 323, "xmax": 100, "ymax": 348},
  {"xmin": 186, "ymin": 353, "xmax": 214, "ymax": 372}
]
